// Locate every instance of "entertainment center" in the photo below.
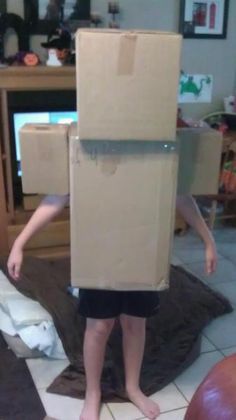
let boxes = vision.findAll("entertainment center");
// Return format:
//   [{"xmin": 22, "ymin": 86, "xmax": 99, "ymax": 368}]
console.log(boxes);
[{"xmin": 0, "ymin": 64, "xmax": 187, "ymax": 258}]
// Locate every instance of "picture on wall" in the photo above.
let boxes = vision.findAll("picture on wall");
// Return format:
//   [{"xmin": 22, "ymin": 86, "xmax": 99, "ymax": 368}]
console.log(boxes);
[
  {"xmin": 24, "ymin": 0, "xmax": 91, "ymax": 34},
  {"xmin": 178, "ymin": 73, "xmax": 213, "ymax": 103},
  {"xmin": 179, "ymin": 0, "xmax": 229, "ymax": 39}
]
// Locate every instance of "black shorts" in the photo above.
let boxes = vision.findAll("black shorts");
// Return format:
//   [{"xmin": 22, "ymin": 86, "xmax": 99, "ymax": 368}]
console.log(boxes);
[{"xmin": 78, "ymin": 289, "xmax": 160, "ymax": 319}]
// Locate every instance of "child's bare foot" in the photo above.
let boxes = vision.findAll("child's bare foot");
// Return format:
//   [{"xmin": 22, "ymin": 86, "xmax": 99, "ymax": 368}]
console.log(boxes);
[
  {"xmin": 80, "ymin": 390, "xmax": 101, "ymax": 420},
  {"xmin": 127, "ymin": 387, "xmax": 160, "ymax": 419}
]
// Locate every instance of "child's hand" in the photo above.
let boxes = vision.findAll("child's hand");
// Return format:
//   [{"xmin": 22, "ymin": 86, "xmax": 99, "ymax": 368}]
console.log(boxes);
[
  {"xmin": 205, "ymin": 240, "xmax": 217, "ymax": 275},
  {"xmin": 7, "ymin": 243, "xmax": 23, "ymax": 281}
]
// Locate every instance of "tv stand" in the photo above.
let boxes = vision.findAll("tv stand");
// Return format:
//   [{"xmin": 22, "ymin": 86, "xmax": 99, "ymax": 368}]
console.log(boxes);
[
  {"xmin": 0, "ymin": 65, "xmax": 75, "ymax": 256},
  {"xmin": 0, "ymin": 65, "xmax": 186, "ymax": 257}
]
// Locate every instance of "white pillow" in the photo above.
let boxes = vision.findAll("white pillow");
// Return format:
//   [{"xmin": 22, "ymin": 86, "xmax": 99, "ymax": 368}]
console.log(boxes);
[
  {"xmin": 0, "ymin": 271, "xmax": 20, "ymax": 308},
  {"xmin": 6, "ymin": 295, "xmax": 52, "ymax": 328},
  {"xmin": 2, "ymin": 332, "xmax": 44, "ymax": 358},
  {"xmin": 0, "ymin": 305, "xmax": 17, "ymax": 336}
]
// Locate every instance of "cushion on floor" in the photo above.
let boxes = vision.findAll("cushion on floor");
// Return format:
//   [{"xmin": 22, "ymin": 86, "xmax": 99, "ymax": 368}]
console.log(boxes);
[{"xmin": 2, "ymin": 331, "xmax": 44, "ymax": 358}]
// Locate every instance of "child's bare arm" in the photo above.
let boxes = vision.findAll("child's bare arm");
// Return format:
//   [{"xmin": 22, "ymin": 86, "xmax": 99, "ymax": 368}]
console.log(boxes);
[
  {"xmin": 176, "ymin": 194, "xmax": 217, "ymax": 274},
  {"xmin": 7, "ymin": 194, "xmax": 69, "ymax": 280}
]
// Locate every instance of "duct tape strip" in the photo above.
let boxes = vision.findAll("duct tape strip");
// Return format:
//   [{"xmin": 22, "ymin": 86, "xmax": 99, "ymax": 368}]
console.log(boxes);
[{"xmin": 117, "ymin": 33, "xmax": 137, "ymax": 75}]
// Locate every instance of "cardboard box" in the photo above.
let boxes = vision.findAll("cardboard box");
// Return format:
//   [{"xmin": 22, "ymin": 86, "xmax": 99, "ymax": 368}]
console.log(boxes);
[
  {"xmin": 69, "ymin": 124, "xmax": 178, "ymax": 291},
  {"xmin": 177, "ymin": 128, "xmax": 223, "ymax": 195},
  {"xmin": 19, "ymin": 123, "xmax": 69, "ymax": 195},
  {"xmin": 76, "ymin": 29, "xmax": 182, "ymax": 141}
]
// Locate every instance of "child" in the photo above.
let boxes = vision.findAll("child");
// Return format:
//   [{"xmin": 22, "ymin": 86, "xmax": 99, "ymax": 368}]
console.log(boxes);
[{"xmin": 7, "ymin": 194, "xmax": 217, "ymax": 420}]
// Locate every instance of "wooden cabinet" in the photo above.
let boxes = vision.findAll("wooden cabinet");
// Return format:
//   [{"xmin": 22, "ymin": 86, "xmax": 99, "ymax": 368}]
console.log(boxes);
[
  {"xmin": 0, "ymin": 66, "xmax": 75, "ymax": 256},
  {"xmin": 0, "ymin": 65, "xmax": 185, "ymax": 257}
]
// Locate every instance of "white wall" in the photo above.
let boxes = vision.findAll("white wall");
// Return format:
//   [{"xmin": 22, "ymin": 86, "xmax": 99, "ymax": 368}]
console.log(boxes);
[{"xmin": 4, "ymin": 0, "xmax": 236, "ymax": 119}]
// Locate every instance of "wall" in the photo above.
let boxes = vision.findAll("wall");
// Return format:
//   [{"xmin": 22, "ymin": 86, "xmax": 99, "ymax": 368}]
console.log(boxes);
[{"xmin": 4, "ymin": 0, "xmax": 236, "ymax": 119}]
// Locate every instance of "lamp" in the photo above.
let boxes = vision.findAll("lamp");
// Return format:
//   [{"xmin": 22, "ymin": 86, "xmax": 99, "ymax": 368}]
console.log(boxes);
[
  {"xmin": 90, "ymin": 12, "xmax": 102, "ymax": 27},
  {"xmin": 108, "ymin": 2, "xmax": 120, "ymax": 28}
]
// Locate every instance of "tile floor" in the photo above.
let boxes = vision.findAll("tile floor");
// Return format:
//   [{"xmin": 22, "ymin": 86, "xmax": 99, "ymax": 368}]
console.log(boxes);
[{"xmin": 26, "ymin": 226, "xmax": 236, "ymax": 420}]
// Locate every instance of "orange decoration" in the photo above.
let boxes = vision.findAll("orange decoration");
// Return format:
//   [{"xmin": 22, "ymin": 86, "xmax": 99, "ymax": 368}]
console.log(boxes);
[{"xmin": 23, "ymin": 53, "xmax": 39, "ymax": 66}]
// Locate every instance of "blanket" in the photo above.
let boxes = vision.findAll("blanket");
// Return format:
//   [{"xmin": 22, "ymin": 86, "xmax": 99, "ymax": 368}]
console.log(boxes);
[{"xmin": 0, "ymin": 257, "xmax": 232, "ymax": 401}]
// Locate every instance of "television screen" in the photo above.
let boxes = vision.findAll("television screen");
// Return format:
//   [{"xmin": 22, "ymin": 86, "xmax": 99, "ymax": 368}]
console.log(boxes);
[{"xmin": 13, "ymin": 111, "xmax": 78, "ymax": 176}]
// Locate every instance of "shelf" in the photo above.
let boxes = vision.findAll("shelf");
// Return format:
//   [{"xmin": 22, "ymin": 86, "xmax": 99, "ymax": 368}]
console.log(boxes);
[
  {"xmin": 24, "ymin": 245, "xmax": 70, "ymax": 260},
  {"xmin": 8, "ymin": 220, "xmax": 70, "ymax": 250},
  {"xmin": 0, "ymin": 65, "xmax": 76, "ymax": 90}
]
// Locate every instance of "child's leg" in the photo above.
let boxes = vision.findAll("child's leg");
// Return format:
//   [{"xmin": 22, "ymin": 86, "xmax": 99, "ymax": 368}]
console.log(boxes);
[
  {"xmin": 80, "ymin": 317, "xmax": 115, "ymax": 420},
  {"xmin": 120, "ymin": 314, "xmax": 160, "ymax": 420}
]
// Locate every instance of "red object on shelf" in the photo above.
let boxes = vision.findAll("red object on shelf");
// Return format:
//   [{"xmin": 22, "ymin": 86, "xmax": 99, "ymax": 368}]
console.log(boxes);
[
  {"xmin": 177, "ymin": 108, "xmax": 189, "ymax": 128},
  {"xmin": 209, "ymin": 2, "xmax": 216, "ymax": 29}
]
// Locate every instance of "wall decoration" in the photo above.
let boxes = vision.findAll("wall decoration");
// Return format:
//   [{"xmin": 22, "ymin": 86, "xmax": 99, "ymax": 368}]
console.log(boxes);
[
  {"xmin": 179, "ymin": 0, "xmax": 229, "ymax": 39},
  {"xmin": 0, "ymin": 13, "xmax": 30, "ymax": 64},
  {"xmin": 178, "ymin": 72, "xmax": 213, "ymax": 103},
  {"xmin": 0, "ymin": 0, "xmax": 6, "ymax": 14},
  {"xmin": 24, "ymin": 0, "xmax": 91, "ymax": 34},
  {"xmin": 108, "ymin": 1, "xmax": 120, "ymax": 28},
  {"xmin": 0, "ymin": 0, "xmax": 7, "ymax": 63}
]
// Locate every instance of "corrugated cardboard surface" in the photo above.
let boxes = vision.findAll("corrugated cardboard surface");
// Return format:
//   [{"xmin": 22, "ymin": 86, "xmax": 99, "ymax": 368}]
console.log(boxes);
[
  {"xmin": 70, "ymin": 127, "xmax": 178, "ymax": 291},
  {"xmin": 177, "ymin": 128, "xmax": 223, "ymax": 195},
  {"xmin": 19, "ymin": 123, "xmax": 69, "ymax": 195},
  {"xmin": 76, "ymin": 29, "xmax": 182, "ymax": 141}
]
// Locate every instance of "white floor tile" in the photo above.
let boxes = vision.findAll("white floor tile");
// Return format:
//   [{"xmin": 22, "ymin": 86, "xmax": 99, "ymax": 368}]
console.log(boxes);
[
  {"xmin": 174, "ymin": 351, "xmax": 223, "ymax": 402},
  {"xmin": 38, "ymin": 389, "xmax": 112, "ymax": 420},
  {"xmin": 203, "ymin": 310, "xmax": 236, "ymax": 349},
  {"xmin": 221, "ymin": 347, "xmax": 236, "ymax": 357},
  {"xmin": 171, "ymin": 255, "xmax": 184, "ymax": 266},
  {"xmin": 143, "ymin": 407, "xmax": 187, "ymax": 420},
  {"xmin": 213, "ymin": 227, "xmax": 236, "ymax": 244},
  {"xmin": 150, "ymin": 383, "xmax": 188, "ymax": 412},
  {"xmin": 108, "ymin": 383, "xmax": 187, "ymax": 420},
  {"xmin": 211, "ymin": 282, "xmax": 236, "ymax": 307},
  {"xmin": 175, "ymin": 246, "xmax": 224, "ymax": 264},
  {"xmin": 173, "ymin": 232, "xmax": 203, "ymax": 250},
  {"xmin": 107, "ymin": 400, "xmax": 141, "ymax": 420},
  {"xmin": 224, "ymin": 255, "xmax": 236, "ymax": 265},
  {"xmin": 184, "ymin": 258, "xmax": 236, "ymax": 285},
  {"xmin": 38, "ymin": 389, "xmax": 84, "ymax": 420},
  {"xmin": 217, "ymin": 243, "xmax": 236, "ymax": 259},
  {"xmin": 215, "ymin": 242, "xmax": 236, "ymax": 266},
  {"xmin": 26, "ymin": 357, "xmax": 69, "ymax": 390},
  {"xmin": 200, "ymin": 335, "xmax": 216, "ymax": 353},
  {"xmin": 173, "ymin": 248, "xmax": 206, "ymax": 264}
]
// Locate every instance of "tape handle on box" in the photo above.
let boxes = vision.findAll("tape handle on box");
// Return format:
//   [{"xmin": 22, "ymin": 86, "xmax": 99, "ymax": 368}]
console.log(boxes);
[{"xmin": 117, "ymin": 33, "xmax": 137, "ymax": 75}]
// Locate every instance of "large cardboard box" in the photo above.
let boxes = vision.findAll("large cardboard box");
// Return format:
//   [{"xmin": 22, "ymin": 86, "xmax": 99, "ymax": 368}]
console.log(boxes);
[
  {"xmin": 70, "ymin": 125, "xmax": 178, "ymax": 291},
  {"xmin": 76, "ymin": 29, "xmax": 182, "ymax": 142},
  {"xmin": 19, "ymin": 123, "xmax": 69, "ymax": 195},
  {"xmin": 177, "ymin": 128, "xmax": 223, "ymax": 195}
]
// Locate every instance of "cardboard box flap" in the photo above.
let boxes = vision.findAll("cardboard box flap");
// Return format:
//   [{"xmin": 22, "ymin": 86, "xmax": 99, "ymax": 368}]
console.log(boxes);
[
  {"xmin": 177, "ymin": 127, "xmax": 223, "ymax": 195},
  {"xmin": 77, "ymin": 28, "xmax": 182, "ymax": 37},
  {"xmin": 20, "ymin": 123, "xmax": 69, "ymax": 195}
]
